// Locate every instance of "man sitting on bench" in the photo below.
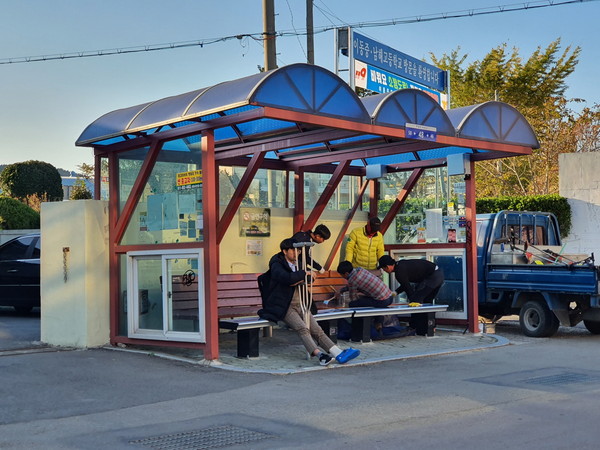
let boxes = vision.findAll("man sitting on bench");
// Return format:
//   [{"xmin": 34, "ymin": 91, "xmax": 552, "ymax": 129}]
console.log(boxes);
[{"xmin": 258, "ymin": 238, "xmax": 360, "ymax": 366}]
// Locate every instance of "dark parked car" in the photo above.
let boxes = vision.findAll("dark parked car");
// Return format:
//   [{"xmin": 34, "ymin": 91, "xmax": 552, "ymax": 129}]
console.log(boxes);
[{"xmin": 0, "ymin": 234, "xmax": 40, "ymax": 313}]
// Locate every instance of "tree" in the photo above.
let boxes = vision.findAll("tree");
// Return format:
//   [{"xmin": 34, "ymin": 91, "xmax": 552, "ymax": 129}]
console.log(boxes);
[
  {"xmin": 70, "ymin": 179, "xmax": 92, "ymax": 200},
  {"xmin": 0, "ymin": 160, "xmax": 63, "ymax": 202},
  {"xmin": 573, "ymin": 103, "xmax": 600, "ymax": 153},
  {"xmin": 70, "ymin": 162, "xmax": 94, "ymax": 200},
  {"xmin": 429, "ymin": 39, "xmax": 583, "ymax": 196},
  {"xmin": 77, "ymin": 162, "xmax": 95, "ymax": 179}
]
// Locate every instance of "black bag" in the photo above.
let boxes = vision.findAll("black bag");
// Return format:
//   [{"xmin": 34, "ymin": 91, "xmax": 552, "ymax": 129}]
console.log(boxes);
[{"xmin": 257, "ymin": 270, "xmax": 271, "ymax": 308}]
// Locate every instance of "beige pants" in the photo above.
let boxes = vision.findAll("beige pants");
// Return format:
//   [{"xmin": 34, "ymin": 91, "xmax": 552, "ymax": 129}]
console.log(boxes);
[{"xmin": 283, "ymin": 288, "xmax": 335, "ymax": 355}]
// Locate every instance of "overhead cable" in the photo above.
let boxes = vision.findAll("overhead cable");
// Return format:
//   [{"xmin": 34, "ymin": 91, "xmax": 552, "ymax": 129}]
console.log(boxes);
[{"xmin": 0, "ymin": 0, "xmax": 596, "ymax": 65}]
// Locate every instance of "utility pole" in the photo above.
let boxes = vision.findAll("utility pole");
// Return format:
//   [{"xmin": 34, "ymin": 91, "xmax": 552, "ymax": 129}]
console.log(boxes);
[
  {"xmin": 263, "ymin": 0, "xmax": 277, "ymax": 70},
  {"xmin": 306, "ymin": 0, "xmax": 314, "ymax": 64}
]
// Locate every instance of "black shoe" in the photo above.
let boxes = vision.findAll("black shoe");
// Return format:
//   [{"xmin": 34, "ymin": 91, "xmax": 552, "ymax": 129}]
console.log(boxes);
[{"xmin": 318, "ymin": 352, "xmax": 333, "ymax": 366}]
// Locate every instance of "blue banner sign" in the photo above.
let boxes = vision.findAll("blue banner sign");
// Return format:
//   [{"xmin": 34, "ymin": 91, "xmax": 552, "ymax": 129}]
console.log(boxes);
[
  {"xmin": 355, "ymin": 61, "xmax": 442, "ymax": 103},
  {"xmin": 352, "ymin": 31, "xmax": 446, "ymax": 92}
]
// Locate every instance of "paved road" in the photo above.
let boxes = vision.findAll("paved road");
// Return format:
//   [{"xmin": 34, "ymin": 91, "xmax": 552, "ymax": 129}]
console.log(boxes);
[{"xmin": 1, "ymin": 311, "xmax": 600, "ymax": 449}]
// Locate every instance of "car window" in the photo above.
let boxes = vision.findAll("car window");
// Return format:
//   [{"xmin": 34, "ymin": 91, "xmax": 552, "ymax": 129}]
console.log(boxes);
[
  {"xmin": 0, "ymin": 236, "xmax": 36, "ymax": 260},
  {"xmin": 32, "ymin": 237, "xmax": 41, "ymax": 258}
]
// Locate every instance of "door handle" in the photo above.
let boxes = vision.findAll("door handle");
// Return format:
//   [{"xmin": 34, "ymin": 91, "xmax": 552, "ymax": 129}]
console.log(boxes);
[{"xmin": 7, "ymin": 269, "xmax": 18, "ymax": 273}]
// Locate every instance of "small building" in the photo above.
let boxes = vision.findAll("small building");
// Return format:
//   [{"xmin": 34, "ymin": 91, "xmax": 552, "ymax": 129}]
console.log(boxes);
[
  {"xmin": 61, "ymin": 177, "xmax": 94, "ymax": 200},
  {"xmin": 75, "ymin": 63, "xmax": 539, "ymax": 359}
]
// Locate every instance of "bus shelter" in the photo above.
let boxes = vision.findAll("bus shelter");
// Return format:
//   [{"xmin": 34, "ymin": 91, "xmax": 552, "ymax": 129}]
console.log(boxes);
[{"xmin": 76, "ymin": 63, "xmax": 538, "ymax": 359}]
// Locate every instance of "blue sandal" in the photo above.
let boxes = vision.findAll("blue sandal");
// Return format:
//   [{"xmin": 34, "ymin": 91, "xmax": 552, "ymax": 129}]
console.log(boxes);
[{"xmin": 336, "ymin": 348, "xmax": 360, "ymax": 364}]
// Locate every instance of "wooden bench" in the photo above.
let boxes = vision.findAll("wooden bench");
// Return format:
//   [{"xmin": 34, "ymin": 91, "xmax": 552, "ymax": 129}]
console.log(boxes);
[
  {"xmin": 170, "ymin": 271, "xmax": 448, "ymax": 358},
  {"xmin": 217, "ymin": 271, "xmax": 352, "ymax": 357},
  {"xmin": 216, "ymin": 271, "xmax": 448, "ymax": 357}
]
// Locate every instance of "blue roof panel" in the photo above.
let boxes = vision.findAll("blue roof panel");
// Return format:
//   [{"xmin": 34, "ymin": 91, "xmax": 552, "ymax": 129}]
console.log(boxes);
[
  {"xmin": 366, "ymin": 89, "xmax": 455, "ymax": 136},
  {"xmin": 129, "ymin": 89, "xmax": 208, "ymax": 131},
  {"xmin": 447, "ymin": 101, "xmax": 539, "ymax": 148}
]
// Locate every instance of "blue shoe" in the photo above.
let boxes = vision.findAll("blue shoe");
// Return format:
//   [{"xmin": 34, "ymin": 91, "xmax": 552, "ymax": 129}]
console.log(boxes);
[{"xmin": 336, "ymin": 348, "xmax": 360, "ymax": 364}]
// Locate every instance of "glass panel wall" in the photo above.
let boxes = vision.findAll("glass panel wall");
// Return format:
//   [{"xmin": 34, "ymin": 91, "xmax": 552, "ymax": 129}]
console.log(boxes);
[
  {"xmin": 118, "ymin": 148, "xmax": 147, "ymax": 213},
  {"xmin": 304, "ymin": 173, "xmax": 363, "ymax": 211},
  {"xmin": 381, "ymin": 167, "xmax": 468, "ymax": 244},
  {"xmin": 219, "ymin": 167, "xmax": 288, "ymax": 208},
  {"xmin": 218, "ymin": 166, "xmax": 364, "ymax": 212},
  {"xmin": 119, "ymin": 138, "xmax": 203, "ymax": 245}
]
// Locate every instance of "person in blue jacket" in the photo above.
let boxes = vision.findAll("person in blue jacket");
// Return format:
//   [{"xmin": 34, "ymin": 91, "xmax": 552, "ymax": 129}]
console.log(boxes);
[{"xmin": 258, "ymin": 237, "xmax": 360, "ymax": 366}]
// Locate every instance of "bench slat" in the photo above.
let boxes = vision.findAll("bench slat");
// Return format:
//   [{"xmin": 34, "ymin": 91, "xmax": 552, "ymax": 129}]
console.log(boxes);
[
  {"xmin": 218, "ymin": 306, "xmax": 261, "ymax": 318},
  {"xmin": 218, "ymin": 298, "xmax": 262, "ymax": 307},
  {"xmin": 217, "ymin": 280, "xmax": 261, "ymax": 291},
  {"xmin": 218, "ymin": 289, "xmax": 261, "ymax": 299}
]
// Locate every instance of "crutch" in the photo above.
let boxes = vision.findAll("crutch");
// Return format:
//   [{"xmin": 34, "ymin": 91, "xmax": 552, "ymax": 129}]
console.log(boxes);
[{"xmin": 293, "ymin": 241, "xmax": 315, "ymax": 359}]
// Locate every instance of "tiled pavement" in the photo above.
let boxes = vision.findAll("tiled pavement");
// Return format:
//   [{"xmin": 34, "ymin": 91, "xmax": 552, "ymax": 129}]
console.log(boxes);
[{"xmin": 114, "ymin": 325, "xmax": 508, "ymax": 374}]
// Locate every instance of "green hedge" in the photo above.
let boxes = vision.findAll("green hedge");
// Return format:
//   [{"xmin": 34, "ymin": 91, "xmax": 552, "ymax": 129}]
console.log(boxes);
[
  {"xmin": 0, "ymin": 197, "xmax": 40, "ymax": 230},
  {"xmin": 476, "ymin": 194, "xmax": 571, "ymax": 237}
]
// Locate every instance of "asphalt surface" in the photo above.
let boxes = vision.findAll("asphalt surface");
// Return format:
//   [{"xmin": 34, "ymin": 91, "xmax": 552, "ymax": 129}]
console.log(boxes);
[{"xmin": 2, "ymin": 308, "xmax": 600, "ymax": 449}]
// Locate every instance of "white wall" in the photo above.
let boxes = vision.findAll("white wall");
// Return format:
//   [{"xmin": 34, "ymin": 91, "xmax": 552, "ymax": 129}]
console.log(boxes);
[
  {"xmin": 559, "ymin": 152, "xmax": 600, "ymax": 257},
  {"xmin": 40, "ymin": 200, "xmax": 109, "ymax": 348}
]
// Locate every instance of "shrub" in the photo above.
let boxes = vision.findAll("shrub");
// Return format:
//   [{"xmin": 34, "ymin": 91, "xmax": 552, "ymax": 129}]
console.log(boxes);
[
  {"xmin": 476, "ymin": 194, "xmax": 571, "ymax": 237},
  {"xmin": 0, "ymin": 197, "xmax": 40, "ymax": 230}
]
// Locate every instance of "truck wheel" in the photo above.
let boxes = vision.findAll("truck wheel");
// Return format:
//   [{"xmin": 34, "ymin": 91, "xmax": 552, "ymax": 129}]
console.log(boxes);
[
  {"xmin": 583, "ymin": 320, "xmax": 600, "ymax": 335},
  {"xmin": 519, "ymin": 300, "xmax": 559, "ymax": 337}
]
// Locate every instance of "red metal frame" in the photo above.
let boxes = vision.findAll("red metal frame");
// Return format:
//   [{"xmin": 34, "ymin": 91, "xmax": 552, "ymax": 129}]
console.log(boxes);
[
  {"xmin": 108, "ymin": 153, "xmax": 120, "ymax": 345},
  {"xmin": 302, "ymin": 159, "xmax": 351, "ymax": 232},
  {"xmin": 94, "ymin": 101, "xmax": 537, "ymax": 358},
  {"xmin": 293, "ymin": 170, "xmax": 305, "ymax": 232},
  {"xmin": 202, "ymin": 131, "xmax": 220, "ymax": 359},
  {"xmin": 380, "ymin": 168, "xmax": 425, "ymax": 235},
  {"xmin": 323, "ymin": 179, "xmax": 369, "ymax": 270},
  {"xmin": 465, "ymin": 158, "xmax": 479, "ymax": 333},
  {"xmin": 114, "ymin": 140, "xmax": 163, "ymax": 245},
  {"xmin": 217, "ymin": 151, "xmax": 266, "ymax": 244}
]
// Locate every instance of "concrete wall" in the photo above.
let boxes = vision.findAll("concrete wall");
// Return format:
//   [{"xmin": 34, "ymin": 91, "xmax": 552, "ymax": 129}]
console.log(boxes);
[
  {"xmin": 559, "ymin": 152, "xmax": 600, "ymax": 256},
  {"xmin": 40, "ymin": 200, "xmax": 109, "ymax": 348}
]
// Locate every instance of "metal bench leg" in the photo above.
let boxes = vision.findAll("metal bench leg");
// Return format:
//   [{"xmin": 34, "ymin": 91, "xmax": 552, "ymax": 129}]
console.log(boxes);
[
  {"xmin": 351, "ymin": 317, "xmax": 372, "ymax": 342},
  {"xmin": 411, "ymin": 312, "xmax": 436, "ymax": 336},
  {"xmin": 237, "ymin": 329, "xmax": 260, "ymax": 358},
  {"xmin": 319, "ymin": 319, "xmax": 338, "ymax": 343}
]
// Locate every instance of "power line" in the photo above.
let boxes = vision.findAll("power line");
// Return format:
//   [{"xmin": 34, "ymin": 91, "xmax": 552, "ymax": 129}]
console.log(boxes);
[{"xmin": 0, "ymin": 0, "xmax": 596, "ymax": 65}]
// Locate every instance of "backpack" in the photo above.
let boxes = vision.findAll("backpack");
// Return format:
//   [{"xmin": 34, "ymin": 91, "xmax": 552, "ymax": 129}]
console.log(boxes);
[{"xmin": 257, "ymin": 270, "xmax": 271, "ymax": 308}]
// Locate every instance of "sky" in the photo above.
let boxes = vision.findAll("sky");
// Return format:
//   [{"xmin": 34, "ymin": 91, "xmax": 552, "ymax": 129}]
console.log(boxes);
[{"xmin": 1, "ymin": 0, "xmax": 598, "ymax": 172}]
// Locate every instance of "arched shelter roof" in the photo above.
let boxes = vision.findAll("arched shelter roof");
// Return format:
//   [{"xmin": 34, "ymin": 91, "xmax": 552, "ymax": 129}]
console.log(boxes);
[
  {"xmin": 76, "ymin": 63, "xmax": 537, "ymax": 171},
  {"xmin": 446, "ymin": 101, "xmax": 540, "ymax": 149},
  {"xmin": 363, "ymin": 89, "xmax": 455, "ymax": 136},
  {"xmin": 76, "ymin": 64, "xmax": 369, "ymax": 147}
]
